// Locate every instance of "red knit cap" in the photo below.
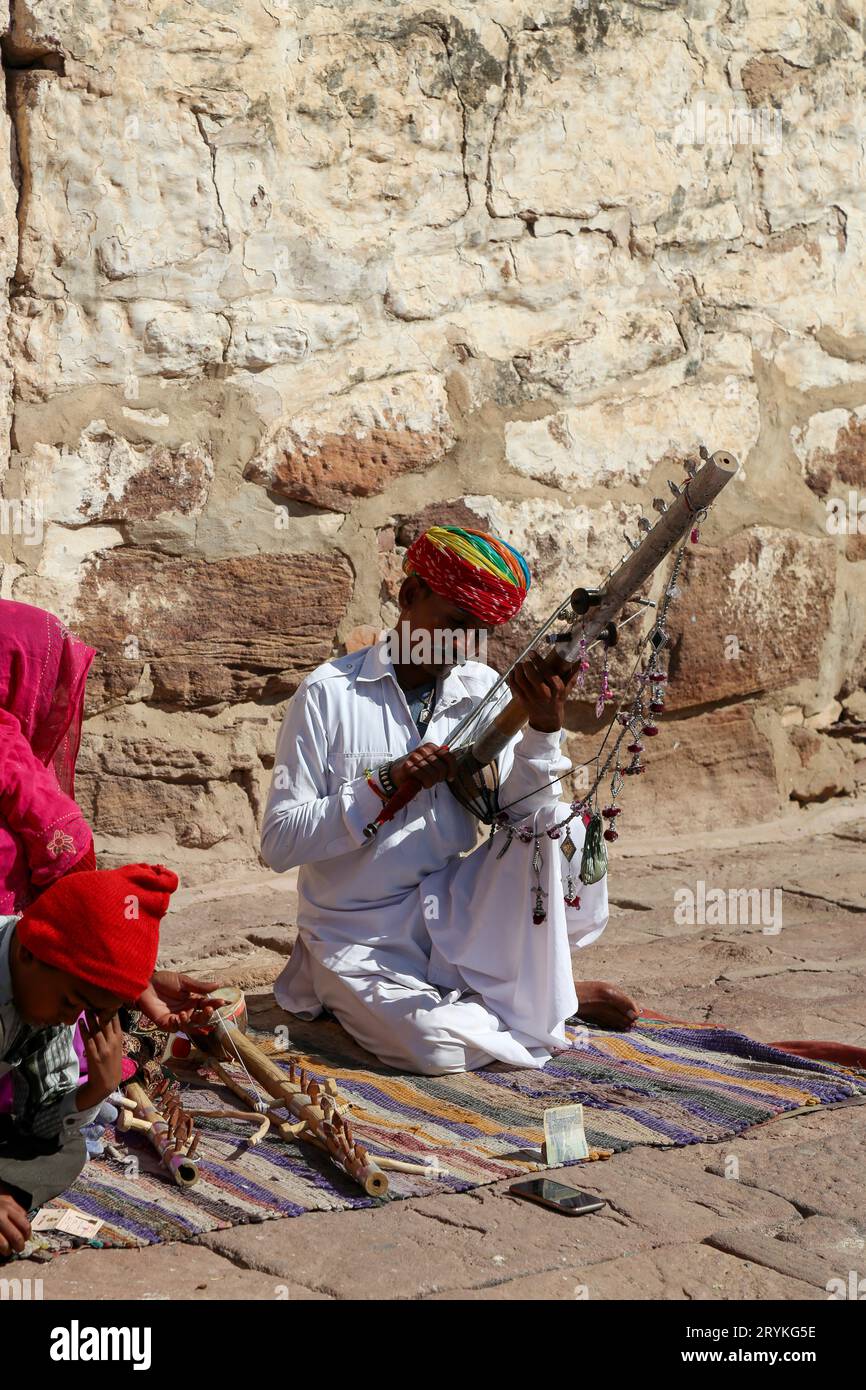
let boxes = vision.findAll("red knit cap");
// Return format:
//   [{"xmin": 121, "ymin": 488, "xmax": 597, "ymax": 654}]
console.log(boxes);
[{"xmin": 17, "ymin": 863, "xmax": 179, "ymax": 1000}]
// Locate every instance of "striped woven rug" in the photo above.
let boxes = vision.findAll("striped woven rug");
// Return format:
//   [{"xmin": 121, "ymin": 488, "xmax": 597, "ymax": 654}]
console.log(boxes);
[{"xmin": 23, "ymin": 1011, "xmax": 866, "ymax": 1258}]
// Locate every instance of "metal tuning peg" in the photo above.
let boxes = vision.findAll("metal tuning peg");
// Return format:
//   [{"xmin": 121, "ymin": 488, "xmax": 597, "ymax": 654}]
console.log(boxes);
[
  {"xmin": 667, "ymin": 479, "xmax": 682, "ymax": 497},
  {"xmin": 637, "ymin": 515, "xmax": 652, "ymax": 534},
  {"xmin": 624, "ymin": 533, "xmax": 639, "ymax": 551},
  {"xmin": 652, "ymin": 497, "xmax": 667, "ymax": 515},
  {"xmin": 698, "ymin": 445, "xmax": 709, "ymax": 460},
  {"xmin": 684, "ymin": 458, "xmax": 698, "ymax": 477},
  {"xmin": 571, "ymin": 587, "xmax": 603, "ymax": 615}
]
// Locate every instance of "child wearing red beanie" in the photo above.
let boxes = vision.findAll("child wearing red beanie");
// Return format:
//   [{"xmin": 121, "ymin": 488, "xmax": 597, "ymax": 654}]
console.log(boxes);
[{"xmin": 0, "ymin": 862, "xmax": 178, "ymax": 1257}]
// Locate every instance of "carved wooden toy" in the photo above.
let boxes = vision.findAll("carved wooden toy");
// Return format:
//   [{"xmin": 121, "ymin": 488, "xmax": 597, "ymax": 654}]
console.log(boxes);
[{"xmin": 116, "ymin": 1082, "xmax": 200, "ymax": 1188}]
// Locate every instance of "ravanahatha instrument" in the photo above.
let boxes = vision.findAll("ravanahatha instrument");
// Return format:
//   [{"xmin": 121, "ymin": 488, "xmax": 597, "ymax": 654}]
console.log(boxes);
[{"xmin": 362, "ymin": 447, "xmax": 739, "ymax": 917}]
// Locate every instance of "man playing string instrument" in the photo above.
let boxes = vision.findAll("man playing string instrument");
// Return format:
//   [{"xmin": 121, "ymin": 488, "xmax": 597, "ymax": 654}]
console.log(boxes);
[{"xmin": 261, "ymin": 525, "xmax": 637, "ymax": 1075}]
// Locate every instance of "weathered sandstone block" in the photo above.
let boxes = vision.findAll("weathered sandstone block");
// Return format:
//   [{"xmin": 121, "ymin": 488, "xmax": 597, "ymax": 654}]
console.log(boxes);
[
  {"xmin": 20, "ymin": 422, "xmax": 212, "ymax": 524},
  {"xmin": 244, "ymin": 373, "xmax": 455, "ymax": 512},
  {"xmin": 664, "ymin": 529, "xmax": 837, "ymax": 710},
  {"xmin": 72, "ymin": 549, "xmax": 353, "ymax": 709}
]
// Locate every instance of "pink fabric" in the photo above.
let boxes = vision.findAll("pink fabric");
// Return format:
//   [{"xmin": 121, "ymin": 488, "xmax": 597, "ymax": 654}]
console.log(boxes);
[
  {"xmin": 770, "ymin": 1040, "xmax": 866, "ymax": 1069},
  {"xmin": 0, "ymin": 603, "xmax": 96, "ymax": 1113},
  {"xmin": 0, "ymin": 600, "xmax": 96, "ymax": 915},
  {"xmin": 0, "ymin": 711, "xmax": 95, "ymax": 913},
  {"xmin": 0, "ymin": 598, "xmax": 95, "ymax": 798}
]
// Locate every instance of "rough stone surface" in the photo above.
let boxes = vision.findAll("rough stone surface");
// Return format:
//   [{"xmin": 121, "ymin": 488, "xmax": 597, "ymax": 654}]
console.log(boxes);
[
  {"xmin": 568, "ymin": 703, "xmax": 781, "ymax": 838},
  {"xmin": 504, "ymin": 379, "xmax": 761, "ymax": 492},
  {"xmin": 791, "ymin": 405, "xmax": 866, "ymax": 562},
  {"xmin": 244, "ymin": 372, "xmax": 455, "ymax": 512},
  {"xmin": 664, "ymin": 528, "xmax": 838, "ymax": 710},
  {"xmin": 74, "ymin": 549, "xmax": 353, "ymax": 710},
  {"xmin": 0, "ymin": 0, "xmax": 862, "ymax": 871},
  {"xmin": 19, "ymin": 423, "xmax": 214, "ymax": 525},
  {"xmin": 787, "ymin": 727, "xmax": 856, "ymax": 805},
  {"xmin": 8, "ymin": 1244, "xmax": 322, "ymax": 1301},
  {"xmin": 792, "ymin": 406, "xmax": 866, "ymax": 496}
]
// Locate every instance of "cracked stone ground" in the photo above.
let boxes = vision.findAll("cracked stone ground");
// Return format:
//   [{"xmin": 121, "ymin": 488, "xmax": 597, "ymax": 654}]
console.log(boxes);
[{"xmin": 14, "ymin": 803, "xmax": 866, "ymax": 1301}]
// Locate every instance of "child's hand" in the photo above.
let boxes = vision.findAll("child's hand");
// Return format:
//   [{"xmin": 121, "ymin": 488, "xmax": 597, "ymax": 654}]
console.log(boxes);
[
  {"xmin": 77, "ymin": 1013, "xmax": 124, "ymax": 1111},
  {"xmin": 0, "ymin": 1190, "xmax": 31, "ymax": 1256},
  {"xmin": 137, "ymin": 972, "xmax": 228, "ymax": 1032}
]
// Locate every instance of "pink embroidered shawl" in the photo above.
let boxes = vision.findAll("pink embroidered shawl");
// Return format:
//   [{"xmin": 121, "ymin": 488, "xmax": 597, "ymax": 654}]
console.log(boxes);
[
  {"xmin": 0, "ymin": 599, "xmax": 95, "ymax": 798},
  {"xmin": 0, "ymin": 599, "xmax": 96, "ymax": 914}
]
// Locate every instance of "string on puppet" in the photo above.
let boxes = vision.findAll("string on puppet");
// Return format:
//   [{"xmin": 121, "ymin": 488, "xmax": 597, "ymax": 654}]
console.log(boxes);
[{"xmin": 489, "ymin": 454, "xmax": 710, "ymax": 926}]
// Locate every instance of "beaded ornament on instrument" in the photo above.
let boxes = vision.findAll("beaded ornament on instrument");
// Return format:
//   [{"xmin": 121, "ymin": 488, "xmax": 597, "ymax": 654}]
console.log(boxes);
[
  {"xmin": 501, "ymin": 527, "xmax": 688, "ymax": 923},
  {"xmin": 448, "ymin": 448, "xmax": 735, "ymax": 924}
]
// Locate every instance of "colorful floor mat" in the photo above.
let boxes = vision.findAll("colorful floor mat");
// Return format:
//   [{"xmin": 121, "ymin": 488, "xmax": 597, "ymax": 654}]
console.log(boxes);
[{"xmin": 22, "ymin": 1012, "xmax": 866, "ymax": 1258}]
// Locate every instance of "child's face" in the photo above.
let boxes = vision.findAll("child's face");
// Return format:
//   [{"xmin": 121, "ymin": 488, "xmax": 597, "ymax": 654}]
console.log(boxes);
[{"xmin": 12, "ymin": 940, "xmax": 127, "ymax": 1028}]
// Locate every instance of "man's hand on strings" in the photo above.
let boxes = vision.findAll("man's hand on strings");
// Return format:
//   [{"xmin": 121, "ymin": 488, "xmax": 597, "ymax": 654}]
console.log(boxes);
[
  {"xmin": 390, "ymin": 743, "xmax": 458, "ymax": 791},
  {"xmin": 508, "ymin": 651, "xmax": 579, "ymax": 733}
]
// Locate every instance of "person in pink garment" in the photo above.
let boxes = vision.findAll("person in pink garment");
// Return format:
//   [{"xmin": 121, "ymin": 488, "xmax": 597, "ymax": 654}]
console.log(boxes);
[
  {"xmin": 0, "ymin": 599, "xmax": 96, "ymax": 918},
  {"xmin": 0, "ymin": 600, "xmax": 225, "ymax": 1118}
]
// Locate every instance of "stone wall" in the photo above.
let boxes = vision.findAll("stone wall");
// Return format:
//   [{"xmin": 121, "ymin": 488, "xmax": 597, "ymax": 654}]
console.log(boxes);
[{"xmin": 0, "ymin": 1, "xmax": 863, "ymax": 880}]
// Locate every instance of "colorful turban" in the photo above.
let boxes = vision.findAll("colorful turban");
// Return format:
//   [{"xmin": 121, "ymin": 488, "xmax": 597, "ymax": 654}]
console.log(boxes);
[{"xmin": 402, "ymin": 525, "xmax": 531, "ymax": 626}]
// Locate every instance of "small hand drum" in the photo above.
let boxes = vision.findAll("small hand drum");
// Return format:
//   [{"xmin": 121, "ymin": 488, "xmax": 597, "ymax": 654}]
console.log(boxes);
[
  {"xmin": 191, "ymin": 986, "xmax": 248, "ymax": 1037},
  {"xmin": 160, "ymin": 986, "xmax": 248, "ymax": 1063}
]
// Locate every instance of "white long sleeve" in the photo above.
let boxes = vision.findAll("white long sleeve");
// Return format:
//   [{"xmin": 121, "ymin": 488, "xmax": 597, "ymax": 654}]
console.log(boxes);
[
  {"xmin": 260, "ymin": 680, "xmax": 385, "ymax": 872},
  {"xmin": 497, "ymin": 724, "xmax": 571, "ymax": 820},
  {"xmin": 265, "ymin": 640, "xmax": 612, "ymax": 1069}
]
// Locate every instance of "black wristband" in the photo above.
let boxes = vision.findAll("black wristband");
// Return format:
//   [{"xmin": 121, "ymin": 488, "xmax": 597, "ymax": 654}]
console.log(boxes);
[{"xmin": 378, "ymin": 761, "xmax": 396, "ymax": 797}]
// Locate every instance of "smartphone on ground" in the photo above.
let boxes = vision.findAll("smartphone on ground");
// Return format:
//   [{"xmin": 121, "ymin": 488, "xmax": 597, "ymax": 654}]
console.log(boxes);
[{"xmin": 509, "ymin": 1178, "xmax": 607, "ymax": 1216}]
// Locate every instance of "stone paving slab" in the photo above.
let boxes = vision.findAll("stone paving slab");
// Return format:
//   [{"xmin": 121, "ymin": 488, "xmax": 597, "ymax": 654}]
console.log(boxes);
[
  {"xmin": 6, "ymin": 1244, "xmax": 327, "ymax": 1301},
  {"xmin": 425, "ymin": 1243, "xmax": 823, "ymax": 1300},
  {"xmin": 703, "ymin": 1229, "xmax": 843, "ymax": 1292},
  {"xmin": 198, "ymin": 1148, "xmax": 799, "ymax": 1300}
]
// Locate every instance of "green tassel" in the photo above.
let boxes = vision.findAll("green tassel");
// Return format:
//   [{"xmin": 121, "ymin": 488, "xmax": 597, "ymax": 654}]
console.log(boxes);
[{"xmin": 579, "ymin": 811, "xmax": 608, "ymax": 885}]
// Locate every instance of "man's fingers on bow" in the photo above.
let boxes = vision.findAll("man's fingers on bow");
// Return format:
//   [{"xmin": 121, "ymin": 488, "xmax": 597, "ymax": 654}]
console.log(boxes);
[{"xmin": 530, "ymin": 650, "xmax": 571, "ymax": 698}]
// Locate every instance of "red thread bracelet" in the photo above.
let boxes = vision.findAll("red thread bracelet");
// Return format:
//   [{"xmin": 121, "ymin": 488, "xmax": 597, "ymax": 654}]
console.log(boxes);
[{"xmin": 364, "ymin": 768, "xmax": 388, "ymax": 802}]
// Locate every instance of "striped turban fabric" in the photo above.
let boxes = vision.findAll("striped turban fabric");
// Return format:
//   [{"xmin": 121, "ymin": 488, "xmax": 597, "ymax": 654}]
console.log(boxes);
[{"xmin": 402, "ymin": 525, "xmax": 531, "ymax": 626}]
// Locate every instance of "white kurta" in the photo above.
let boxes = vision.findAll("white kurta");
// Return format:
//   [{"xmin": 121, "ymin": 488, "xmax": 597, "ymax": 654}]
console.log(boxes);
[{"xmin": 260, "ymin": 636, "xmax": 609, "ymax": 1073}]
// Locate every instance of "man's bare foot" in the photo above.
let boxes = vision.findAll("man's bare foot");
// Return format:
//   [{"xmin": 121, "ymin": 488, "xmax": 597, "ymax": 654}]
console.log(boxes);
[{"xmin": 574, "ymin": 980, "xmax": 638, "ymax": 1030}]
